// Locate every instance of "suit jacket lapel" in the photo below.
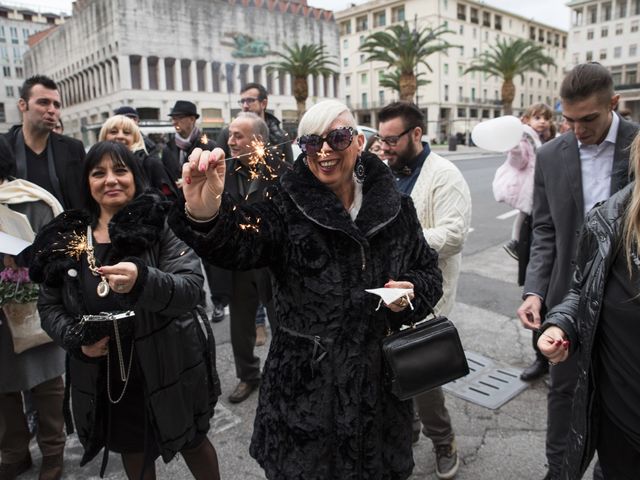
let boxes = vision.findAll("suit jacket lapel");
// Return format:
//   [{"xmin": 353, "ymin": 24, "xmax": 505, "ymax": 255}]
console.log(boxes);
[
  {"xmin": 610, "ymin": 116, "xmax": 636, "ymax": 193},
  {"xmin": 561, "ymin": 132, "xmax": 584, "ymax": 217}
]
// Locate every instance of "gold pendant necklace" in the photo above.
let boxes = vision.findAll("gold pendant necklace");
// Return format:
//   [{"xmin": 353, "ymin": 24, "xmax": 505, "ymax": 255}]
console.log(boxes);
[{"xmin": 86, "ymin": 226, "xmax": 110, "ymax": 297}]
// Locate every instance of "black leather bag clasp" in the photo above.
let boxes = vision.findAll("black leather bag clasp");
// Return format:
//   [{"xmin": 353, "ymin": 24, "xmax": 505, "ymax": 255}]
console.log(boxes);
[
  {"xmin": 65, "ymin": 310, "xmax": 135, "ymax": 348},
  {"xmin": 382, "ymin": 315, "xmax": 469, "ymax": 401}
]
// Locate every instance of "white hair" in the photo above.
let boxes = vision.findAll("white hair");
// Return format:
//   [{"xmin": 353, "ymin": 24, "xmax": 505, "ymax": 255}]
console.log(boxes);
[
  {"xmin": 297, "ymin": 100, "xmax": 357, "ymax": 137},
  {"xmin": 233, "ymin": 111, "xmax": 269, "ymax": 141}
]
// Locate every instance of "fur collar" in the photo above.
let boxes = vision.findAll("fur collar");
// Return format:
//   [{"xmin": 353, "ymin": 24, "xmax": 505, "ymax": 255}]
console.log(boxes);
[
  {"xmin": 30, "ymin": 191, "xmax": 169, "ymax": 285},
  {"xmin": 280, "ymin": 152, "xmax": 401, "ymax": 242}
]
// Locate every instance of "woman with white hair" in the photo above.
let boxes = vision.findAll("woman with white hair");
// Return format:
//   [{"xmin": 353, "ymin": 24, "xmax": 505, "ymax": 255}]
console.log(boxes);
[
  {"xmin": 99, "ymin": 115, "xmax": 177, "ymax": 197},
  {"xmin": 169, "ymin": 99, "xmax": 443, "ymax": 479}
]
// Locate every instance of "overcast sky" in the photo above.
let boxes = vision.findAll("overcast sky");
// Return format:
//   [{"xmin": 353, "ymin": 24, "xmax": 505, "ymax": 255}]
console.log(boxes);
[{"xmin": 22, "ymin": 0, "xmax": 571, "ymax": 31}]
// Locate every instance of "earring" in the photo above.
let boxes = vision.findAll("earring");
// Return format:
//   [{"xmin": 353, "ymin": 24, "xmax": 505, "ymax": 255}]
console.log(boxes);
[
  {"xmin": 302, "ymin": 155, "xmax": 308, "ymax": 166},
  {"xmin": 354, "ymin": 156, "xmax": 365, "ymax": 183}
]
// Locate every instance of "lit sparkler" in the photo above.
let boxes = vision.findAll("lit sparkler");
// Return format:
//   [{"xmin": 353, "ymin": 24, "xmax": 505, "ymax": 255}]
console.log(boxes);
[
  {"xmin": 53, "ymin": 231, "xmax": 88, "ymax": 260},
  {"xmin": 200, "ymin": 133, "xmax": 209, "ymax": 144}
]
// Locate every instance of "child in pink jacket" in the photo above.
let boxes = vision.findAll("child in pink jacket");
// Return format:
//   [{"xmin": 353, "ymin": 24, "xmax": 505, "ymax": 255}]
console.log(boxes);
[{"xmin": 492, "ymin": 103, "xmax": 553, "ymax": 259}]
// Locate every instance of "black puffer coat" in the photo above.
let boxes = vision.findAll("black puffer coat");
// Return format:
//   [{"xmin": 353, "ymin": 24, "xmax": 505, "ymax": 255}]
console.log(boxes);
[
  {"xmin": 169, "ymin": 153, "xmax": 443, "ymax": 479},
  {"xmin": 30, "ymin": 192, "xmax": 219, "ymax": 468},
  {"xmin": 543, "ymin": 183, "xmax": 632, "ymax": 480}
]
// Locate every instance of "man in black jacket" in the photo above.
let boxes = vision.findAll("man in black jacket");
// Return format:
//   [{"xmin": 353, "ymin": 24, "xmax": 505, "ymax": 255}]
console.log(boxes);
[
  {"xmin": 217, "ymin": 83, "xmax": 293, "ymax": 164},
  {"xmin": 3, "ymin": 75, "xmax": 85, "ymax": 210}
]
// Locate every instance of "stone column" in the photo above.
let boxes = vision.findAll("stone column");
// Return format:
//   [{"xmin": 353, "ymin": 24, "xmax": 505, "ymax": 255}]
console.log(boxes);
[
  {"xmin": 189, "ymin": 60, "xmax": 197, "ymax": 91},
  {"xmin": 118, "ymin": 55, "xmax": 132, "ymax": 90},
  {"xmin": 158, "ymin": 58, "xmax": 166, "ymax": 91},
  {"xmin": 205, "ymin": 61, "xmax": 213, "ymax": 92},
  {"xmin": 174, "ymin": 59, "xmax": 183, "ymax": 91},
  {"xmin": 140, "ymin": 56, "xmax": 149, "ymax": 90}
]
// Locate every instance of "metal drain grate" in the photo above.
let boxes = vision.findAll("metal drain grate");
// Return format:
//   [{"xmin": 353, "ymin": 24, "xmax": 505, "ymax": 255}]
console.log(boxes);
[{"xmin": 442, "ymin": 350, "xmax": 528, "ymax": 409}]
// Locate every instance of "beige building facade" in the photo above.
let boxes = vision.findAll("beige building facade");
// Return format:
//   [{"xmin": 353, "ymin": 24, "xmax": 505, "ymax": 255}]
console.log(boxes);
[
  {"xmin": 336, "ymin": 0, "xmax": 567, "ymax": 142},
  {"xmin": 567, "ymin": 0, "xmax": 640, "ymax": 120},
  {"xmin": 24, "ymin": 0, "xmax": 339, "ymax": 144},
  {"xmin": 0, "ymin": 4, "xmax": 65, "ymax": 131}
]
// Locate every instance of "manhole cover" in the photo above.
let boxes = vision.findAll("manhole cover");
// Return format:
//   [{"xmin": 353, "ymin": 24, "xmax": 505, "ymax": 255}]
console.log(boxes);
[{"xmin": 442, "ymin": 351, "xmax": 528, "ymax": 409}]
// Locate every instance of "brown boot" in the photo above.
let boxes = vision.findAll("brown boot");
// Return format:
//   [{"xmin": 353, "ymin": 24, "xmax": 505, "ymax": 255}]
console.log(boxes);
[
  {"xmin": 39, "ymin": 453, "xmax": 63, "ymax": 480},
  {"xmin": 255, "ymin": 324, "xmax": 268, "ymax": 347},
  {"xmin": 0, "ymin": 453, "xmax": 32, "ymax": 480}
]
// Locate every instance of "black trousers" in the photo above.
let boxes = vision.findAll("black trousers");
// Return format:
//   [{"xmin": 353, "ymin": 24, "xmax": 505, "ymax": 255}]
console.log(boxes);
[
  {"xmin": 597, "ymin": 409, "xmax": 640, "ymax": 479},
  {"xmin": 229, "ymin": 270, "xmax": 275, "ymax": 383}
]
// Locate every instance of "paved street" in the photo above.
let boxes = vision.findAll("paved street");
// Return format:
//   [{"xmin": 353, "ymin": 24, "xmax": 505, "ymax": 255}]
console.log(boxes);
[{"xmin": 21, "ymin": 149, "xmax": 595, "ymax": 479}]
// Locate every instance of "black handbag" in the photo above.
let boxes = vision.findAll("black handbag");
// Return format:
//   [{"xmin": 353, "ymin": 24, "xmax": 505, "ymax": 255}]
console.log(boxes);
[
  {"xmin": 382, "ymin": 314, "xmax": 469, "ymax": 401},
  {"xmin": 65, "ymin": 310, "xmax": 135, "ymax": 348}
]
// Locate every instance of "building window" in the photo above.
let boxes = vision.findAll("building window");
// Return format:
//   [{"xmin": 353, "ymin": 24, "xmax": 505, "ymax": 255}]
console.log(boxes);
[
  {"xmin": 459, "ymin": 24, "xmax": 464, "ymax": 34},
  {"xmin": 343, "ymin": 57, "xmax": 349, "ymax": 67},
  {"xmin": 360, "ymin": 54, "xmax": 365, "ymax": 64},
  {"xmin": 633, "ymin": 0, "xmax": 640, "ymax": 14},
  {"xmin": 12, "ymin": 46, "xmax": 21, "ymax": 63},
  {"xmin": 473, "ymin": 47, "xmax": 477, "ymax": 57},
  {"xmin": 444, "ymin": 85, "xmax": 449, "ymax": 101},
  {"xmin": 0, "ymin": 103, "xmax": 5, "ymax": 123},
  {"xmin": 343, "ymin": 39, "xmax": 348, "ymax": 49},
  {"xmin": 360, "ymin": 72, "xmax": 367, "ymax": 84},
  {"xmin": 600, "ymin": 49, "xmax": 607, "ymax": 60},
  {"xmin": 471, "ymin": 87, "xmax": 476, "ymax": 101},
  {"xmin": 470, "ymin": 7, "xmax": 478, "ymax": 24},
  {"xmin": 15, "ymin": 66, "xmax": 22, "ymax": 78},
  {"xmin": 554, "ymin": 33, "xmax": 560, "ymax": 46},
  {"xmin": 356, "ymin": 15, "xmax": 368, "ymax": 32},
  {"xmin": 458, "ymin": 86, "xmax": 463, "ymax": 100},
  {"xmin": 359, "ymin": 35, "xmax": 365, "ymax": 45},
  {"xmin": 5, "ymin": 86, "xmax": 13, "ymax": 97},
  {"xmin": 601, "ymin": 27, "xmax": 608, "ymax": 37},
  {"xmin": 587, "ymin": 30, "xmax": 594, "ymax": 40},
  {"xmin": 459, "ymin": 46, "xmax": 464, "ymax": 56},
  {"xmin": 345, "ymin": 75, "xmax": 351, "ymax": 87},
  {"xmin": 391, "ymin": 6, "xmax": 405, "ymax": 23},
  {"xmin": 379, "ymin": 90, "xmax": 385, "ymax": 105},
  {"xmin": 572, "ymin": 8, "xmax": 583, "ymax": 26},
  {"xmin": 494, "ymin": 15, "xmax": 502, "ymax": 30},
  {"xmin": 482, "ymin": 109, "xmax": 490, "ymax": 118},
  {"xmin": 602, "ymin": 2, "xmax": 612, "ymax": 21},
  {"xmin": 22, "ymin": 28, "xmax": 29, "ymax": 39},
  {"xmin": 616, "ymin": 0, "xmax": 627, "ymax": 18},
  {"xmin": 457, "ymin": 107, "xmax": 466, "ymax": 117},
  {"xmin": 472, "ymin": 27, "xmax": 477, "ymax": 39},
  {"xmin": 457, "ymin": 4, "xmax": 466, "ymax": 21},
  {"xmin": 615, "ymin": 23, "xmax": 623, "ymax": 34},
  {"xmin": 631, "ymin": 21, "xmax": 639, "ymax": 32},
  {"xmin": 587, "ymin": 5, "xmax": 598, "ymax": 23},
  {"xmin": 10, "ymin": 27, "xmax": 17, "ymax": 44},
  {"xmin": 469, "ymin": 108, "xmax": 478, "ymax": 118},
  {"xmin": 482, "ymin": 11, "xmax": 490, "ymax": 27},
  {"xmin": 630, "ymin": 44, "xmax": 638, "ymax": 56},
  {"xmin": 614, "ymin": 46, "xmax": 622, "ymax": 58},
  {"xmin": 586, "ymin": 51, "xmax": 593, "ymax": 61},
  {"xmin": 458, "ymin": 64, "xmax": 463, "ymax": 75},
  {"xmin": 444, "ymin": 63, "xmax": 449, "ymax": 75},
  {"xmin": 627, "ymin": 70, "xmax": 637, "ymax": 84},
  {"xmin": 612, "ymin": 71, "xmax": 622, "ymax": 85},
  {"xmin": 373, "ymin": 10, "xmax": 386, "ymax": 27},
  {"xmin": 361, "ymin": 92, "xmax": 368, "ymax": 108},
  {"xmin": 340, "ymin": 20, "xmax": 351, "ymax": 35},
  {"xmin": 345, "ymin": 94, "xmax": 351, "ymax": 106}
]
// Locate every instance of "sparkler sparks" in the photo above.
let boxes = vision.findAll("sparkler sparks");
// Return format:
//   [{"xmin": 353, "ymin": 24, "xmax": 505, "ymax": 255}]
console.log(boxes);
[
  {"xmin": 54, "ymin": 231, "xmax": 89, "ymax": 260},
  {"xmin": 200, "ymin": 133, "xmax": 209, "ymax": 145}
]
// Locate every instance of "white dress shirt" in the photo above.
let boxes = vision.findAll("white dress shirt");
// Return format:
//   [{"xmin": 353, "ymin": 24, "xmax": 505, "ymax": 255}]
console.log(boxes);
[{"xmin": 578, "ymin": 113, "xmax": 619, "ymax": 217}]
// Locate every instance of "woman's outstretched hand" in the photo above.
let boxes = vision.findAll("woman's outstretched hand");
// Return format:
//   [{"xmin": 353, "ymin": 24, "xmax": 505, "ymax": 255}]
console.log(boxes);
[
  {"xmin": 537, "ymin": 326, "xmax": 570, "ymax": 365},
  {"xmin": 182, "ymin": 147, "xmax": 226, "ymax": 220}
]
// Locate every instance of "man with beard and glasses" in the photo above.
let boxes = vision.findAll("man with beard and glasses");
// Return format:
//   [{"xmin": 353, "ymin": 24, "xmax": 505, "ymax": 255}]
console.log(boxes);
[{"xmin": 378, "ymin": 101, "xmax": 471, "ymax": 480}]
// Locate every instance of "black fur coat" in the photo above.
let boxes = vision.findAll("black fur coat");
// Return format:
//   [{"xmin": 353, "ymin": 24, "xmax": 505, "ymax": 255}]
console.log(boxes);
[
  {"xmin": 169, "ymin": 153, "xmax": 443, "ymax": 479},
  {"xmin": 30, "ymin": 192, "xmax": 218, "ymax": 469}
]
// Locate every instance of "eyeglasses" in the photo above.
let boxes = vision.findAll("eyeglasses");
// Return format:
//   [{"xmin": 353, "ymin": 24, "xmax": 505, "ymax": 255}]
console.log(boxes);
[
  {"xmin": 238, "ymin": 97, "xmax": 259, "ymax": 105},
  {"xmin": 297, "ymin": 127, "xmax": 355, "ymax": 156},
  {"xmin": 375, "ymin": 126, "xmax": 415, "ymax": 146}
]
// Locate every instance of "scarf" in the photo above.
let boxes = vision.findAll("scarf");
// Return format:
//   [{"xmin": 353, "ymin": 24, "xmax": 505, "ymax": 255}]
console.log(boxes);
[
  {"xmin": 174, "ymin": 126, "xmax": 202, "ymax": 164},
  {"xmin": 0, "ymin": 178, "xmax": 64, "ymax": 216}
]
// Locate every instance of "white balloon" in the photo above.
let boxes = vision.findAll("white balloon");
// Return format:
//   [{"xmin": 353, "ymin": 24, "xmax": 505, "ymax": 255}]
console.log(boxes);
[{"xmin": 471, "ymin": 115, "xmax": 524, "ymax": 152}]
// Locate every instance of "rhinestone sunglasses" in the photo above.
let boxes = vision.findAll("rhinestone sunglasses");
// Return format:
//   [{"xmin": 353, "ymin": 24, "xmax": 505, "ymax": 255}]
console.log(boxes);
[{"xmin": 297, "ymin": 126, "xmax": 355, "ymax": 156}]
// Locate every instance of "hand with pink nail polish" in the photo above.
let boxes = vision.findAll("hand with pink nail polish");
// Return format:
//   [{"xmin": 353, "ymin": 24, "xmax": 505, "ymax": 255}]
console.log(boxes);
[
  {"xmin": 181, "ymin": 147, "xmax": 226, "ymax": 221},
  {"xmin": 537, "ymin": 326, "xmax": 569, "ymax": 365}
]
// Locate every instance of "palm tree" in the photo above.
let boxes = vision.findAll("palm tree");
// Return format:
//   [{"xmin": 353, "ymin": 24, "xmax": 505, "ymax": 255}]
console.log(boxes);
[
  {"xmin": 359, "ymin": 23, "xmax": 456, "ymax": 102},
  {"xmin": 266, "ymin": 43, "xmax": 338, "ymax": 121},
  {"xmin": 464, "ymin": 38, "xmax": 556, "ymax": 115},
  {"xmin": 378, "ymin": 69, "xmax": 431, "ymax": 95}
]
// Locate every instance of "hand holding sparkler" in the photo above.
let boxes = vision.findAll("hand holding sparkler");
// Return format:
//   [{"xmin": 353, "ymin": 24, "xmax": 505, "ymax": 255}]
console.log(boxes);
[
  {"xmin": 536, "ymin": 325, "xmax": 570, "ymax": 365},
  {"xmin": 182, "ymin": 147, "xmax": 226, "ymax": 221}
]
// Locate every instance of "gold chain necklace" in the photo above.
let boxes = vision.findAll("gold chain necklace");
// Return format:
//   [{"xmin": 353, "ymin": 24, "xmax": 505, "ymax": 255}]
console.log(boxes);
[{"xmin": 86, "ymin": 226, "xmax": 110, "ymax": 297}]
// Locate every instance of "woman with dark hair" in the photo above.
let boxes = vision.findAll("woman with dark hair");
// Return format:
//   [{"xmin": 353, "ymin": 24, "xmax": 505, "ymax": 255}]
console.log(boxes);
[
  {"xmin": 170, "ymin": 100, "xmax": 443, "ymax": 479},
  {"xmin": 29, "ymin": 141, "xmax": 220, "ymax": 479},
  {"xmin": 538, "ymin": 132, "xmax": 640, "ymax": 479}
]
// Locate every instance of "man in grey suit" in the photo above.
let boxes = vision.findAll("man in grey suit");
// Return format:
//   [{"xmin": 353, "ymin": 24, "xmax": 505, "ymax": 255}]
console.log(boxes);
[{"xmin": 517, "ymin": 63, "xmax": 639, "ymax": 479}]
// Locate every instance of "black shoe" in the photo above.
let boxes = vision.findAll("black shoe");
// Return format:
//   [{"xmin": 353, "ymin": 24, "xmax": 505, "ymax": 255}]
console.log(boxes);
[
  {"xmin": 520, "ymin": 358, "xmax": 549, "ymax": 381},
  {"xmin": 210, "ymin": 302, "xmax": 226, "ymax": 323},
  {"xmin": 0, "ymin": 453, "xmax": 32, "ymax": 480},
  {"xmin": 228, "ymin": 381, "xmax": 259, "ymax": 403},
  {"xmin": 503, "ymin": 239, "xmax": 519, "ymax": 260}
]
